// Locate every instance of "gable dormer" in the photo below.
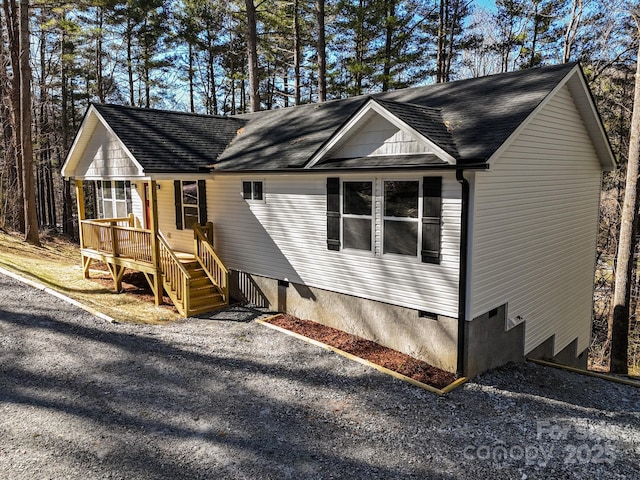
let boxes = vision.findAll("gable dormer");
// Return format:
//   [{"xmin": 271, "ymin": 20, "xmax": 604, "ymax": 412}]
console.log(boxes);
[{"xmin": 306, "ymin": 98, "xmax": 458, "ymax": 169}]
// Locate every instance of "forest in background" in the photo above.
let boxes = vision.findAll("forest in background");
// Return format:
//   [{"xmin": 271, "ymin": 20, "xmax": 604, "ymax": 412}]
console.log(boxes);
[{"xmin": 0, "ymin": 0, "xmax": 639, "ymax": 368}]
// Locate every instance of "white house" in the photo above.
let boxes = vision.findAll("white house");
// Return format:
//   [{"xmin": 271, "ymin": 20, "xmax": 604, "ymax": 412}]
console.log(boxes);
[{"xmin": 62, "ymin": 62, "xmax": 615, "ymax": 377}]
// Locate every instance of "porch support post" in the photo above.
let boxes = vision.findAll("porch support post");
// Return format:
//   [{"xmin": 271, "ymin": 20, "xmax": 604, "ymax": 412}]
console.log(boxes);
[
  {"xmin": 74, "ymin": 180, "xmax": 89, "ymax": 278},
  {"xmin": 149, "ymin": 180, "xmax": 162, "ymax": 306}
]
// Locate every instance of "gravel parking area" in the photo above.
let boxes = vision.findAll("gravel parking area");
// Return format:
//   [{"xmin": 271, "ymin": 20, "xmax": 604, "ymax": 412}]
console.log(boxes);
[{"xmin": 1, "ymin": 273, "xmax": 639, "ymax": 479}]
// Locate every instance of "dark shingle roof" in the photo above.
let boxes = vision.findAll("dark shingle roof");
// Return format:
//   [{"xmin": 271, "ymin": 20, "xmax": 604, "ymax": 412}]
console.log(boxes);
[
  {"xmin": 368, "ymin": 63, "xmax": 575, "ymax": 163},
  {"xmin": 91, "ymin": 63, "xmax": 577, "ymax": 173},
  {"xmin": 214, "ymin": 62, "xmax": 576, "ymax": 169},
  {"xmin": 93, "ymin": 104, "xmax": 246, "ymax": 173},
  {"xmin": 213, "ymin": 97, "xmax": 365, "ymax": 170}
]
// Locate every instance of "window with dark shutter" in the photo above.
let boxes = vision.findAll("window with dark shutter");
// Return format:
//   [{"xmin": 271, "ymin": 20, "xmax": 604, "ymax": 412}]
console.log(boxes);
[
  {"xmin": 182, "ymin": 181, "xmax": 199, "ymax": 230},
  {"xmin": 175, "ymin": 180, "xmax": 207, "ymax": 230},
  {"xmin": 421, "ymin": 176, "xmax": 442, "ymax": 264},
  {"xmin": 327, "ymin": 177, "xmax": 340, "ymax": 250}
]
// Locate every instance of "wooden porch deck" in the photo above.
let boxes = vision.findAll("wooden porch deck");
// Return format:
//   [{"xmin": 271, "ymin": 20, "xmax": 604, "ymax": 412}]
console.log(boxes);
[{"xmin": 79, "ymin": 216, "xmax": 229, "ymax": 317}]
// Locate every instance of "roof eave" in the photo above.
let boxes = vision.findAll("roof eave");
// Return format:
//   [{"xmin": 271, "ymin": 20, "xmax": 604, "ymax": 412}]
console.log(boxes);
[{"xmin": 210, "ymin": 163, "xmax": 489, "ymax": 174}]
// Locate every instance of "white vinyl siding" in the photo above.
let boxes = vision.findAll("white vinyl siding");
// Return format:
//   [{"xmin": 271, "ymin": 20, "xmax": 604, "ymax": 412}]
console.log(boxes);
[
  {"xmin": 468, "ymin": 84, "xmax": 603, "ymax": 356},
  {"xmin": 209, "ymin": 172, "xmax": 461, "ymax": 318},
  {"xmin": 76, "ymin": 121, "xmax": 143, "ymax": 178},
  {"xmin": 333, "ymin": 114, "xmax": 431, "ymax": 158}
]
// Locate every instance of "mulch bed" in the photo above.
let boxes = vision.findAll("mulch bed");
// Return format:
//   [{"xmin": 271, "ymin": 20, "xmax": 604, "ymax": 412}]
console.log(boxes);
[{"xmin": 266, "ymin": 314, "xmax": 457, "ymax": 389}]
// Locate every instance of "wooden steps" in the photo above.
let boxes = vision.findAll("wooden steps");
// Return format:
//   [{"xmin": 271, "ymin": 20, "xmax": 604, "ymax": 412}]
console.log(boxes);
[{"xmin": 175, "ymin": 256, "xmax": 227, "ymax": 316}]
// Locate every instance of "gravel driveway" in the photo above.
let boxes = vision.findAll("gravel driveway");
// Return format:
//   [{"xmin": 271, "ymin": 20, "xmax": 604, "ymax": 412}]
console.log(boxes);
[{"xmin": 1, "ymin": 273, "xmax": 639, "ymax": 479}]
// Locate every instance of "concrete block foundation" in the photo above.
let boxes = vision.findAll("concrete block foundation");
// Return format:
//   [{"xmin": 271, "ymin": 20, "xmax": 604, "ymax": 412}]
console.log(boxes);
[
  {"xmin": 464, "ymin": 305, "xmax": 525, "ymax": 377},
  {"xmin": 464, "ymin": 304, "xmax": 589, "ymax": 377},
  {"xmin": 231, "ymin": 272, "xmax": 589, "ymax": 377},
  {"xmin": 231, "ymin": 270, "xmax": 458, "ymax": 373}
]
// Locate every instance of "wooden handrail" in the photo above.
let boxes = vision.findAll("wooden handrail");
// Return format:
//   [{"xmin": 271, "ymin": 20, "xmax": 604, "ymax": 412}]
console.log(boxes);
[
  {"xmin": 194, "ymin": 223, "xmax": 229, "ymax": 304},
  {"xmin": 83, "ymin": 217, "xmax": 132, "ymax": 226},
  {"xmin": 158, "ymin": 233, "xmax": 191, "ymax": 316}
]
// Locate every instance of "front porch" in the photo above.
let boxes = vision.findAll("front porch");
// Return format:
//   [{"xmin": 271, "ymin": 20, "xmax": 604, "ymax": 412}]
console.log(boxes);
[
  {"xmin": 75, "ymin": 176, "xmax": 229, "ymax": 318},
  {"xmin": 78, "ymin": 216, "xmax": 229, "ymax": 317}
]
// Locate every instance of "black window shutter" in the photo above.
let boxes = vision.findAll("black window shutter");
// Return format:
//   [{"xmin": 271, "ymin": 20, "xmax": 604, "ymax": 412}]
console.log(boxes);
[
  {"xmin": 327, "ymin": 177, "xmax": 340, "ymax": 250},
  {"xmin": 422, "ymin": 177, "xmax": 442, "ymax": 264},
  {"xmin": 198, "ymin": 179, "xmax": 207, "ymax": 224},
  {"xmin": 174, "ymin": 180, "xmax": 183, "ymax": 230}
]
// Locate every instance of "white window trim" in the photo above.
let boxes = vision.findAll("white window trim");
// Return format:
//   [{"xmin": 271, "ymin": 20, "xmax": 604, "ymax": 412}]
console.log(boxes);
[
  {"xmin": 97, "ymin": 180, "xmax": 132, "ymax": 219},
  {"xmin": 341, "ymin": 179, "xmax": 375, "ymax": 254},
  {"xmin": 242, "ymin": 179, "xmax": 266, "ymax": 203}
]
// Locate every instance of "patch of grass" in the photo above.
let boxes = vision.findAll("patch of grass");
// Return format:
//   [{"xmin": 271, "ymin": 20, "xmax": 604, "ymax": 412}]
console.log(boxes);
[{"xmin": 0, "ymin": 230, "xmax": 181, "ymax": 325}]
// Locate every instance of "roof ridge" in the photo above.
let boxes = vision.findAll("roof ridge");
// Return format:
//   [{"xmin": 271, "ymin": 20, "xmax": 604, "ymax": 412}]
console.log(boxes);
[
  {"xmin": 92, "ymin": 102, "xmax": 240, "ymax": 121},
  {"xmin": 373, "ymin": 97, "xmax": 443, "ymax": 113}
]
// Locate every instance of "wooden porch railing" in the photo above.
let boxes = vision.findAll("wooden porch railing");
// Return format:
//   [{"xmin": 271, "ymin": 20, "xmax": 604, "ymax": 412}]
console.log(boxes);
[
  {"xmin": 80, "ymin": 216, "xmax": 228, "ymax": 316},
  {"xmin": 81, "ymin": 217, "xmax": 153, "ymax": 264},
  {"xmin": 158, "ymin": 233, "xmax": 191, "ymax": 317},
  {"xmin": 194, "ymin": 223, "xmax": 229, "ymax": 304}
]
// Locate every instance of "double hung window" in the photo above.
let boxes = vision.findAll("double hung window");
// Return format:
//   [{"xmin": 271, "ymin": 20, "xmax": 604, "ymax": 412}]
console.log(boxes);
[
  {"xmin": 96, "ymin": 180, "xmax": 131, "ymax": 219},
  {"xmin": 326, "ymin": 176, "xmax": 442, "ymax": 264}
]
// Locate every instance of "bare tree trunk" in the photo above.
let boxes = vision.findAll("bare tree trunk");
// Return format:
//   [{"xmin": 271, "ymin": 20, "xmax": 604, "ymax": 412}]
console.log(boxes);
[
  {"xmin": 436, "ymin": 0, "xmax": 448, "ymax": 83},
  {"xmin": 609, "ymin": 19, "xmax": 640, "ymax": 374},
  {"xmin": 206, "ymin": 31, "xmax": 218, "ymax": 115},
  {"xmin": 3, "ymin": 0, "xmax": 25, "ymax": 232},
  {"xmin": 0, "ymin": 3, "xmax": 19, "ymax": 230},
  {"xmin": 293, "ymin": 0, "xmax": 301, "ymax": 105},
  {"xmin": 19, "ymin": 0, "xmax": 39, "ymax": 245},
  {"xmin": 59, "ymin": 14, "xmax": 74, "ymax": 238},
  {"xmin": 563, "ymin": 0, "xmax": 584, "ymax": 63},
  {"xmin": 382, "ymin": 0, "xmax": 394, "ymax": 92},
  {"xmin": 445, "ymin": 1, "xmax": 459, "ymax": 82},
  {"xmin": 283, "ymin": 75, "xmax": 289, "ymax": 107},
  {"xmin": 245, "ymin": 0, "xmax": 260, "ymax": 112},
  {"xmin": 96, "ymin": 6, "xmax": 105, "ymax": 102},
  {"xmin": 189, "ymin": 42, "xmax": 195, "ymax": 113},
  {"xmin": 127, "ymin": 18, "xmax": 135, "ymax": 106},
  {"xmin": 315, "ymin": 0, "xmax": 326, "ymax": 102}
]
